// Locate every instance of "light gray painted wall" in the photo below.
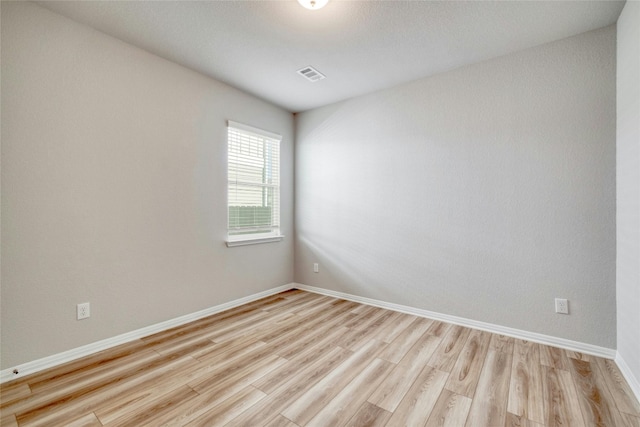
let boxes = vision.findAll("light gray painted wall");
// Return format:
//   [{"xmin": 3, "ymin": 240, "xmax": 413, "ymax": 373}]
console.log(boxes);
[
  {"xmin": 295, "ymin": 26, "xmax": 617, "ymax": 348},
  {"xmin": 1, "ymin": 2, "xmax": 294, "ymax": 369},
  {"xmin": 616, "ymin": 0, "xmax": 640, "ymax": 388}
]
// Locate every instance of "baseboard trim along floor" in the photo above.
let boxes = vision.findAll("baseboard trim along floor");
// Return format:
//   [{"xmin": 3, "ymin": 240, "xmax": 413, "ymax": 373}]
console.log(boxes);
[
  {"xmin": 616, "ymin": 350, "xmax": 640, "ymax": 405},
  {"xmin": 0, "ymin": 284, "xmax": 293, "ymax": 384},
  {"xmin": 3, "ymin": 281, "xmax": 632, "ymax": 401},
  {"xmin": 294, "ymin": 283, "xmax": 640, "ymax": 404},
  {"xmin": 4, "ymin": 289, "xmax": 639, "ymax": 426},
  {"xmin": 293, "ymin": 283, "xmax": 616, "ymax": 359}
]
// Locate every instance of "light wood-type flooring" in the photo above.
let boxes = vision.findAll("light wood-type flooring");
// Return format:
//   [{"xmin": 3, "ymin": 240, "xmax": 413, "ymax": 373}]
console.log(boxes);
[{"xmin": 2, "ymin": 290, "xmax": 639, "ymax": 426}]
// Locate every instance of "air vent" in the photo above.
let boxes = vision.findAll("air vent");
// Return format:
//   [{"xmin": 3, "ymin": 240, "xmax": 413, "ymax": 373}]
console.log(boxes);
[{"xmin": 297, "ymin": 66, "xmax": 326, "ymax": 82}]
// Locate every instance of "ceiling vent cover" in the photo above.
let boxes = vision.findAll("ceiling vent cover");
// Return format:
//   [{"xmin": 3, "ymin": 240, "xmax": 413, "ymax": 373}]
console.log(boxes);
[{"xmin": 297, "ymin": 66, "xmax": 326, "ymax": 82}]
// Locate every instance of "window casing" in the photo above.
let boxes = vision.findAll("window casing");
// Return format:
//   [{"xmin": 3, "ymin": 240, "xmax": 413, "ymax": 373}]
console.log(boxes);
[{"xmin": 227, "ymin": 121, "xmax": 282, "ymax": 246}]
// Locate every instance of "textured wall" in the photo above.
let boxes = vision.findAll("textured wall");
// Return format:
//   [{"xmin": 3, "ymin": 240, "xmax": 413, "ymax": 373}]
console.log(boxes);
[
  {"xmin": 1, "ymin": 2, "xmax": 294, "ymax": 369},
  {"xmin": 616, "ymin": 0, "xmax": 640, "ymax": 389},
  {"xmin": 295, "ymin": 26, "xmax": 617, "ymax": 348}
]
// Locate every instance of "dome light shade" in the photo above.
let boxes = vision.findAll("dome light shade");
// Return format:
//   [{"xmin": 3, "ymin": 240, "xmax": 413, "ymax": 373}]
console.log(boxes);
[{"xmin": 297, "ymin": 0, "xmax": 329, "ymax": 10}]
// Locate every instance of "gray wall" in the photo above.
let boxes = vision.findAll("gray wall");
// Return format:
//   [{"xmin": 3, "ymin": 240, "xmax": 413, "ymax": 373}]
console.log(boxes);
[
  {"xmin": 1, "ymin": 2, "xmax": 294, "ymax": 369},
  {"xmin": 616, "ymin": 0, "xmax": 640, "ymax": 388},
  {"xmin": 295, "ymin": 26, "xmax": 617, "ymax": 348}
]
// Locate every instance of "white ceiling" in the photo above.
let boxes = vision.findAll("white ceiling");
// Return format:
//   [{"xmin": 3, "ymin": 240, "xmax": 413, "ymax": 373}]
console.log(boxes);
[{"xmin": 37, "ymin": 0, "xmax": 625, "ymax": 113}]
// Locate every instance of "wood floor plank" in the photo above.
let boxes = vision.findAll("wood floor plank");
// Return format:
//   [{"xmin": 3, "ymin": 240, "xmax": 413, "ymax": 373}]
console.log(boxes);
[
  {"xmin": 288, "ymin": 306, "xmax": 384, "ymax": 358},
  {"xmin": 354, "ymin": 309, "xmax": 397, "ymax": 334},
  {"xmin": 6, "ymin": 339, "xmax": 149, "ymax": 391},
  {"xmin": 504, "ymin": 412, "xmax": 545, "ymax": 427},
  {"xmin": 336, "ymin": 307, "xmax": 400, "ymax": 351},
  {"xmin": 149, "ymin": 310, "xmax": 269, "ymax": 354},
  {"xmin": 149, "ymin": 355, "xmax": 286, "ymax": 426},
  {"xmin": 445, "ymin": 329, "xmax": 491, "ymax": 398},
  {"xmin": 265, "ymin": 311, "xmax": 369, "ymax": 360},
  {"xmin": 0, "ymin": 383, "xmax": 31, "ymax": 407},
  {"xmin": 294, "ymin": 298, "xmax": 358, "ymax": 325},
  {"xmin": 252, "ymin": 327, "xmax": 349, "ymax": 394},
  {"xmin": 65, "ymin": 412, "xmax": 102, "ymax": 427},
  {"xmin": 92, "ymin": 355, "xmax": 204, "ymax": 425},
  {"xmin": 622, "ymin": 413, "xmax": 640, "ymax": 427},
  {"xmin": 307, "ymin": 298, "xmax": 360, "ymax": 320},
  {"xmin": 20, "ymin": 346, "xmax": 157, "ymax": 397},
  {"xmin": 385, "ymin": 366, "xmax": 449, "ymax": 427},
  {"xmin": 507, "ymin": 340, "xmax": 545, "ymax": 424},
  {"xmin": 184, "ymin": 386, "xmax": 266, "ymax": 427},
  {"xmin": 276, "ymin": 304, "xmax": 359, "ymax": 359},
  {"xmin": 11, "ymin": 349, "xmax": 173, "ymax": 426},
  {"xmin": 426, "ymin": 320, "xmax": 452, "ymax": 338},
  {"xmin": 464, "ymin": 349, "xmax": 513, "ymax": 427},
  {"xmin": 372, "ymin": 312, "xmax": 419, "ymax": 343},
  {"xmin": 190, "ymin": 334, "xmax": 265, "ymax": 363},
  {"xmin": 539, "ymin": 344, "xmax": 569, "ymax": 370},
  {"xmin": 227, "ymin": 347, "xmax": 353, "ymax": 427},
  {"xmin": 281, "ymin": 339, "xmax": 387, "ymax": 426},
  {"xmin": 594, "ymin": 356, "xmax": 640, "ymax": 416},
  {"xmin": 264, "ymin": 414, "xmax": 300, "ymax": 427},
  {"xmin": 428, "ymin": 325, "xmax": 472, "ymax": 373},
  {"xmin": 277, "ymin": 321, "xmax": 349, "ymax": 361},
  {"xmin": 569, "ymin": 357, "xmax": 628, "ymax": 426},
  {"xmin": 154, "ymin": 338, "xmax": 217, "ymax": 359},
  {"xmin": 335, "ymin": 324, "xmax": 385, "ymax": 352},
  {"xmin": 141, "ymin": 300, "xmax": 269, "ymax": 347},
  {"xmin": 191, "ymin": 338, "xmax": 266, "ymax": 370},
  {"xmin": 259, "ymin": 314, "xmax": 324, "ymax": 345},
  {"xmin": 188, "ymin": 347, "xmax": 285, "ymax": 394},
  {"xmin": 306, "ymin": 357, "xmax": 395, "ymax": 427},
  {"xmin": 343, "ymin": 305, "xmax": 381, "ymax": 329},
  {"xmin": 103, "ymin": 385, "xmax": 199, "ymax": 427},
  {"xmin": 490, "ymin": 334, "xmax": 515, "ymax": 355},
  {"xmin": 541, "ymin": 366, "xmax": 585, "ymax": 426},
  {"xmin": 210, "ymin": 311, "xmax": 297, "ymax": 343},
  {"xmin": 566, "ymin": 350, "xmax": 590, "ymax": 362},
  {"xmin": 378, "ymin": 317, "xmax": 433, "ymax": 363},
  {"xmin": 344, "ymin": 402, "xmax": 392, "ymax": 427},
  {"xmin": 266, "ymin": 291, "xmax": 330, "ymax": 313},
  {"xmin": 368, "ymin": 332, "xmax": 441, "ymax": 412},
  {"xmin": 146, "ymin": 298, "xmax": 272, "ymax": 348},
  {"xmin": 154, "ymin": 356, "xmax": 287, "ymax": 426},
  {"xmin": 16, "ymin": 355, "xmax": 197, "ymax": 427},
  {"xmin": 0, "ymin": 415, "xmax": 19, "ymax": 427},
  {"xmin": 424, "ymin": 388, "xmax": 472, "ymax": 427},
  {"xmin": 350, "ymin": 304, "xmax": 370, "ymax": 314},
  {"xmin": 262, "ymin": 318, "xmax": 334, "ymax": 354},
  {"xmin": 291, "ymin": 295, "xmax": 335, "ymax": 316}
]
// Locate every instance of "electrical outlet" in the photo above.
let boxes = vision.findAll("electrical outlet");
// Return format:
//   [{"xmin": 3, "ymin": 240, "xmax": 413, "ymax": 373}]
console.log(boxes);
[
  {"xmin": 77, "ymin": 302, "xmax": 90, "ymax": 320},
  {"xmin": 555, "ymin": 298, "xmax": 569, "ymax": 314},
  {"xmin": 313, "ymin": 263, "xmax": 319, "ymax": 273}
]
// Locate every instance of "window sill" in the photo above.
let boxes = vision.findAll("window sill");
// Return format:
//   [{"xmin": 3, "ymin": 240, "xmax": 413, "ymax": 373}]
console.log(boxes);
[{"xmin": 226, "ymin": 235, "xmax": 284, "ymax": 247}]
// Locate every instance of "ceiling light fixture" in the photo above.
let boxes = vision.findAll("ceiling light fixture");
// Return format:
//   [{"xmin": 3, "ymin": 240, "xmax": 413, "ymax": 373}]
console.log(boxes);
[{"xmin": 297, "ymin": 0, "xmax": 328, "ymax": 10}]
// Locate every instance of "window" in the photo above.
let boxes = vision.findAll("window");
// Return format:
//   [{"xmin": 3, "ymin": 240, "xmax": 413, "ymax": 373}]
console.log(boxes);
[{"xmin": 227, "ymin": 121, "xmax": 282, "ymax": 246}]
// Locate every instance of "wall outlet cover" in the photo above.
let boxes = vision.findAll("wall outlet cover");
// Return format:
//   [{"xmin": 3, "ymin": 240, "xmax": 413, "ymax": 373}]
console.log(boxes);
[
  {"xmin": 555, "ymin": 298, "xmax": 569, "ymax": 314},
  {"xmin": 77, "ymin": 302, "xmax": 91, "ymax": 320}
]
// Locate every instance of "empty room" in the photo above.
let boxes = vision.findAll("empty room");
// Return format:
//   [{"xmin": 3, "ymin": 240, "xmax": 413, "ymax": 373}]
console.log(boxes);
[{"xmin": 1, "ymin": 0, "xmax": 639, "ymax": 426}]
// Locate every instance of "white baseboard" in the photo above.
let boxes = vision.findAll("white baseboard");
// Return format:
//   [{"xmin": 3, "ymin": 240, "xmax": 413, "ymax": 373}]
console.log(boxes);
[
  {"xmin": 3, "ymin": 282, "xmax": 624, "ymax": 386},
  {"xmin": 0, "ymin": 283, "xmax": 294, "ymax": 384},
  {"xmin": 293, "ymin": 283, "xmax": 617, "ymax": 360},
  {"xmin": 616, "ymin": 351, "xmax": 640, "ymax": 404}
]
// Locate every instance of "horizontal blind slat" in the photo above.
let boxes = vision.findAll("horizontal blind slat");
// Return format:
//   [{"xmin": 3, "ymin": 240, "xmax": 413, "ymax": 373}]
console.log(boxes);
[{"xmin": 227, "ymin": 122, "xmax": 281, "ymax": 236}]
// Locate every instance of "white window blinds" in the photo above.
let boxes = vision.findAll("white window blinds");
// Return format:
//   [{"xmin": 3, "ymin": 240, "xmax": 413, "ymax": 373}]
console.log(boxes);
[{"xmin": 227, "ymin": 121, "xmax": 281, "ymax": 240}]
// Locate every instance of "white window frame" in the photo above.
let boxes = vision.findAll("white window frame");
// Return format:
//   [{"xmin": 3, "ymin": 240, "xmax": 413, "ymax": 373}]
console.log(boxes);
[{"xmin": 226, "ymin": 120, "xmax": 283, "ymax": 247}]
